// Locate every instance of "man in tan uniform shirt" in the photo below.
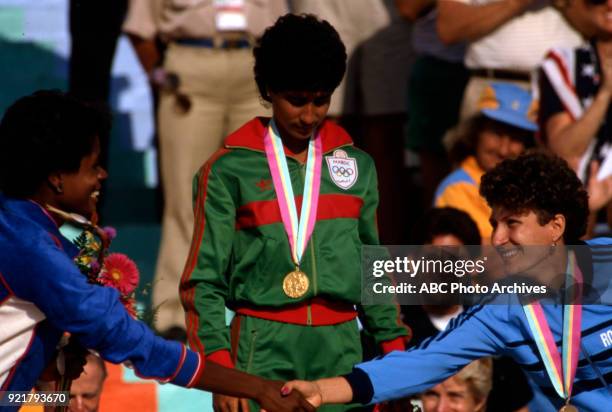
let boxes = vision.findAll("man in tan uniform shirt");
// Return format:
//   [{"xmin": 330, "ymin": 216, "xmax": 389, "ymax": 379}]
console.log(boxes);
[{"xmin": 123, "ymin": 0, "xmax": 287, "ymax": 335}]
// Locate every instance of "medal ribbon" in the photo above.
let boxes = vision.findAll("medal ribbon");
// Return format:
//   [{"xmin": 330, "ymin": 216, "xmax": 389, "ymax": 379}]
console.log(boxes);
[
  {"xmin": 522, "ymin": 251, "xmax": 583, "ymax": 401},
  {"xmin": 263, "ymin": 119, "xmax": 322, "ymax": 266}
]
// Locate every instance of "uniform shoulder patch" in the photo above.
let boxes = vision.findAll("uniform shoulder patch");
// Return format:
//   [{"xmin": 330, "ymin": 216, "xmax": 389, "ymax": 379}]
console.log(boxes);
[{"xmin": 325, "ymin": 149, "xmax": 358, "ymax": 190}]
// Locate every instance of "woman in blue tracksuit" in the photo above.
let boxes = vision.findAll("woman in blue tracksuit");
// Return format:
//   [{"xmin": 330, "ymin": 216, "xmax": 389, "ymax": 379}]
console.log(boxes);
[
  {"xmin": 0, "ymin": 91, "xmax": 313, "ymax": 412},
  {"xmin": 283, "ymin": 152, "xmax": 612, "ymax": 411}
]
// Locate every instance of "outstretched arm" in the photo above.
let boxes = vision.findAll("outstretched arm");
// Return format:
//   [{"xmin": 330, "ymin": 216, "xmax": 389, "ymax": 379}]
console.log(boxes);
[{"xmin": 283, "ymin": 306, "xmax": 508, "ymax": 407}]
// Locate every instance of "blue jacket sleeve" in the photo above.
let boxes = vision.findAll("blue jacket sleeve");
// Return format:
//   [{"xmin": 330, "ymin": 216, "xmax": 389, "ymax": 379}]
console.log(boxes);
[
  {"xmin": 6, "ymin": 234, "xmax": 203, "ymax": 387},
  {"xmin": 349, "ymin": 305, "xmax": 507, "ymax": 404}
]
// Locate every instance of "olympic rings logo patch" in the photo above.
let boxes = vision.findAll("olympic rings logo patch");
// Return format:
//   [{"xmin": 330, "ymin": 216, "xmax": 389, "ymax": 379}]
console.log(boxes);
[{"xmin": 326, "ymin": 149, "xmax": 358, "ymax": 190}]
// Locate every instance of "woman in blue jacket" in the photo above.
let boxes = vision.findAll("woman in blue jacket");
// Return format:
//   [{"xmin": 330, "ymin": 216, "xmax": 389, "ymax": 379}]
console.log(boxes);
[{"xmin": 284, "ymin": 152, "xmax": 612, "ymax": 411}]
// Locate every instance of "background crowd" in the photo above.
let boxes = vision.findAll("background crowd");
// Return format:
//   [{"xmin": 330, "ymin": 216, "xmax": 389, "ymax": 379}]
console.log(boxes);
[{"xmin": 3, "ymin": 0, "xmax": 612, "ymax": 411}]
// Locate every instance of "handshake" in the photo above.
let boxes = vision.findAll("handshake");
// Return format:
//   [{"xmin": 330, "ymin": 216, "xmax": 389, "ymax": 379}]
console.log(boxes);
[
  {"xmin": 216, "ymin": 379, "xmax": 326, "ymax": 412},
  {"xmin": 201, "ymin": 361, "xmax": 351, "ymax": 412},
  {"xmin": 226, "ymin": 376, "xmax": 416, "ymax": 412},
  {"xmin": 236, "ymin": 376, "xmax": 422, "ymax": 412}
]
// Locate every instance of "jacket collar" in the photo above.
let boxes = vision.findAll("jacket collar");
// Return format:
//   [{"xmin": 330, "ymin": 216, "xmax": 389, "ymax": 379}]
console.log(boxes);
[
  {"xmin": 0, "ymin": 194, "xmax": 79, "ymax": 256},
  {"xmin": 0, "ymin": 194, "xmax": 57, "ymax": 231},
  {"xmin": 224, "ymin": 117, "xmax": 353, "ymax": 155}
]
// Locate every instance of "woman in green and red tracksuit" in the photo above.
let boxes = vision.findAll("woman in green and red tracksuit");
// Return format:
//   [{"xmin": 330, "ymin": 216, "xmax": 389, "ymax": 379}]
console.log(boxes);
[{"xmin": 179, "ymin": 14, "xmax": 409, "ymax": 411}]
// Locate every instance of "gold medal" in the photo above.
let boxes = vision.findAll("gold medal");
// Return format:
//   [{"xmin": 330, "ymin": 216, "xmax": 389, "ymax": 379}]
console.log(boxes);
[
  {"xmin": 559, "ymin": 404, "xmax": 578, "ymax": 412},
  {"xmin": 282, "ymin": 269, "xmax": 309, "ymax": 298}
]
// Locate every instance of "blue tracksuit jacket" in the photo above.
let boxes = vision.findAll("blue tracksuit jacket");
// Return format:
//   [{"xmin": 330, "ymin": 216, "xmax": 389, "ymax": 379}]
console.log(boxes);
[
  {"xmin": 0, "ymin": 195, "xmax": 203, "ymax": 410},
  {"xmin": 347, "ymin": 239, "xmax": 612, "ymax": 411}
]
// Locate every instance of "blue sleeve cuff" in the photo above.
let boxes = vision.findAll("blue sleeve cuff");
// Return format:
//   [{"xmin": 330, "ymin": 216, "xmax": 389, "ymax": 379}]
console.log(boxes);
[
  {"xmin": 169, "ymin": 346, "xmax": 205, "ymax": 387},
  {"xmin": 132, "ymin": 338, "xmax": 205, "ymax": 388},
  {"xmin": 343, "ymin": 367, "xmax": 374, "ymax": 405}
]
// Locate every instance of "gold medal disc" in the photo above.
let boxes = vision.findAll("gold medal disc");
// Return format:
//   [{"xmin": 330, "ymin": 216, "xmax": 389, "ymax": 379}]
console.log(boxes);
[
  {"xmin": 559, "ymin": 405, "xmax": 579, "ymax": 412},
  {"xmin": 283, "ymin": 270, "xmax": 309, "ymax": 298}
]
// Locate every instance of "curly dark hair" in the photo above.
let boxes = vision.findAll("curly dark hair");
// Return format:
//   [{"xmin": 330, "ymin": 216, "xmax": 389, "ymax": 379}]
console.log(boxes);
[
  {"xmin": 253, "ymin": 13, "xmax": 347, "ymax": 101},
  {"xmin": 480, "ymin": 151, "xmax": 588, "ymax": 243},
  {"xmin": 0, "ymin": 90, "xmax": 110, "ymax": 198},
  {"xmin": 411, "ymin": 207, "xmax": 482, "ymax": 245},
  {"xmin": 449, "ymin": 114, "xmax": 535, "ymax": 165}
]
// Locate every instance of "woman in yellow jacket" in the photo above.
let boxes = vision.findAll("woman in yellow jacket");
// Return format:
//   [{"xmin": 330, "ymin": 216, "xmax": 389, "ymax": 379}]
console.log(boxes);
[{"xmin": 434, "ymin": 83, "xmax": 536, "ymax": 243}]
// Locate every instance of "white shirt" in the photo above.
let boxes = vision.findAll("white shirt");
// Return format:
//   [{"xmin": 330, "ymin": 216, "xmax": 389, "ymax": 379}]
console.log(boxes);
[{"xmin": 451, "ymin": 0, "xmax": 583, "ymax": 71}]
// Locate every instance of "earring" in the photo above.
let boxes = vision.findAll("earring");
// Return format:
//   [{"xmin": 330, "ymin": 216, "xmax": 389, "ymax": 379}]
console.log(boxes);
[
  {"xmin": 54, "ymin": 182, "xmax": 63, "ymax": 194},
  {"xmin": 549, "ymin": 240, "xmax": 557, "ymax": 256}
]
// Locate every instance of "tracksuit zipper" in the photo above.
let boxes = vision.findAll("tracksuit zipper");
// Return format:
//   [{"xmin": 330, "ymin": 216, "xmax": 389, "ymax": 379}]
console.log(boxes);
[{"xmin": 246, "ymin": 329, "xmax": 258, "ymax": 373}]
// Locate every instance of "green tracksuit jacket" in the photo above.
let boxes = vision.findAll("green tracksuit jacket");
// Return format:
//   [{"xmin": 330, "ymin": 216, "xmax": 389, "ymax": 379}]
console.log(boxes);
[{"xmin": 179, "ymin": 117, "xmax": 408, "ymax": 379}]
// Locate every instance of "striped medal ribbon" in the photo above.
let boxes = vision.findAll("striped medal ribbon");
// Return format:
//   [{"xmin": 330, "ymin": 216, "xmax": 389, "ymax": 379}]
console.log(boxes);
[
  {"xmin": 263, "ymin": 119, "xmax": 322, "ymax": 298},
  {"xmin": 522, "ymin": 251, "xmax": 583, "ymax": 412}
]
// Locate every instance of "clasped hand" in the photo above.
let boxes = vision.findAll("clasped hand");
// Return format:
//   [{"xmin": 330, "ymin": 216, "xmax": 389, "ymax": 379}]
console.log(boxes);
[{"xmin": 216, "ymin": 380, "xmax": 317, "ymax": 412}]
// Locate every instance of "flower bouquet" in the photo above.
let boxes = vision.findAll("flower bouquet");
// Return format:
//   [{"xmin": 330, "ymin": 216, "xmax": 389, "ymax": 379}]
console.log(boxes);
[
  {"xmin": 46, "ymin": 205, "xmax": 139, "ymax": 411},
  {"xmin": 73, "ymin": 230, "xmax": 139, "ymax": 317}
]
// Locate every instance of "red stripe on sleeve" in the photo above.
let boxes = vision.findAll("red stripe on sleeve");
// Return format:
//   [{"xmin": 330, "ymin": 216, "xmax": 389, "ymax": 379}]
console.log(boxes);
[{"xmin": 179, "ymin": 149, "xmax": 230, "ymax": 356}]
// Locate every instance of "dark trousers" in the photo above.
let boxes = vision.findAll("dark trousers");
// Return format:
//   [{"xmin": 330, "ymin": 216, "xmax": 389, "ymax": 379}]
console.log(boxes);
[
  {"xmin": 69, "ymin": 0, "xmax": 127, "ymax": 170},
  {"xmin": 69, "ymin": 0, "xmax": 127, "ymax": 102}
]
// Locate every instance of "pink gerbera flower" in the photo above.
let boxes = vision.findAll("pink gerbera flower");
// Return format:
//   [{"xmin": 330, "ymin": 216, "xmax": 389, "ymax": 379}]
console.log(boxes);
[{"xmin": 100, "ymin": 253, "xmax": 139, "ymax": 295}]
